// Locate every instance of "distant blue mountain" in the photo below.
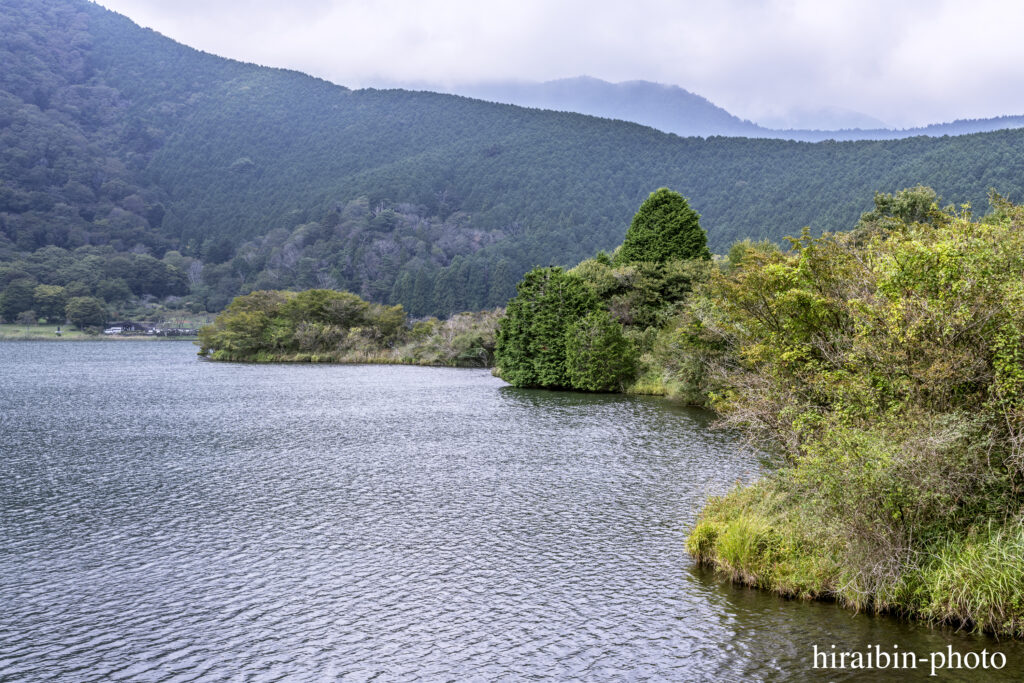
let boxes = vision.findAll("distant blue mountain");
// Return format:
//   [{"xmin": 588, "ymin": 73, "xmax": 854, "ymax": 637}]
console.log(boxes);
[
  {"xmin": 449, "ymin": 76, "xmax": 765, "ymax": 138},
  {"xmin": 440, "ymin": 76, "xmax": 1024, "ymax": 142}
]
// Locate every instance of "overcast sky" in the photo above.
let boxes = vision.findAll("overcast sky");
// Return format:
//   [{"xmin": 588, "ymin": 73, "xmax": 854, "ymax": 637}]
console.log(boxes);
[{"xmin": 94, "ymin": 0, "xmax": 1024, "ymax": 129}]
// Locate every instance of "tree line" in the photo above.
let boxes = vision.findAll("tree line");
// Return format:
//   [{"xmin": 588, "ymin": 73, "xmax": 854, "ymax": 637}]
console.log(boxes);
[
  {"xmin": 197, "ymin": 288, "xmax": 500, "ymax": 367},
  {"xmin": 494, "ymin": 188, "xmax": 709, "ymax": 391}
]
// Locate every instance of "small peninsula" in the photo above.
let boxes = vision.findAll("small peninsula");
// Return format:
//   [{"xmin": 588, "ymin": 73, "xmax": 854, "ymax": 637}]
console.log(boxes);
[
  {"xmin": 197, "ymin": 288, "xmax": 500, "ymax": 367},
  {"xmin": 204, "ymin": 185, "xmax": 1024, "ymax": 638}
]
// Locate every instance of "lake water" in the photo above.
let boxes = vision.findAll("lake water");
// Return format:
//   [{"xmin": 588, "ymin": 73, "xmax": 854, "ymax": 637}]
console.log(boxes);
[{"xmin": 1, "ymin": 342, "xmax": 1021, "ymax": 681}]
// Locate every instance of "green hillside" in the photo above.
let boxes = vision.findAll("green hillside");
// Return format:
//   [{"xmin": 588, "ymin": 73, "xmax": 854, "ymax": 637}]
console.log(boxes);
[{"xmin": 3, "ymin": 0, "xmax": 1024, "ymax": 318}]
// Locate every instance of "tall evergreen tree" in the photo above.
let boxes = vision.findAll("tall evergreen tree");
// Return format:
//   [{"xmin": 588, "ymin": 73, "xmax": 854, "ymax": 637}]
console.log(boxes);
[
  {"xmin": 495, "ymin": 267, "xmax": 597, "ymax": 388},
  {"xmin": 615, "ymin": 188, "xmax": 711, "ymax": 264}
]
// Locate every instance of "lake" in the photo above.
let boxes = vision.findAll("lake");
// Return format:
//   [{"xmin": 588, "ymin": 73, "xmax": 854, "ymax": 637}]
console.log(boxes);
[{"xmin": 1, "ymin": 342, "xmax": 1021, "ymax": 681}]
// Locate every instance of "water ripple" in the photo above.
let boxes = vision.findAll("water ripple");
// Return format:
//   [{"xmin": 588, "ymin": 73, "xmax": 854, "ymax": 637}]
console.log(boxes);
[{"xmin": 1, "ymin": 342, "xmax": 1022, "ymax": 681}]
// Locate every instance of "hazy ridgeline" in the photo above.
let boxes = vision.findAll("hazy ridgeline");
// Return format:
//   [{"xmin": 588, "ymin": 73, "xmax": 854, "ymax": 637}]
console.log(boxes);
[{"xmin": 450, "ymin": 76, "xmax": 1024, "ymax": 142}]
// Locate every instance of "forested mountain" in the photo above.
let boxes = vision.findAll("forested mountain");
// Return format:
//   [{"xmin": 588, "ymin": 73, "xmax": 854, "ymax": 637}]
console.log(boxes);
[
  {"xmin": 444, "ymin": 76, "xmax": 1024, "ymax": 142},
  {"xmin": 4, "ymin": 0, "xmax": 1024, "ymax": 319}
]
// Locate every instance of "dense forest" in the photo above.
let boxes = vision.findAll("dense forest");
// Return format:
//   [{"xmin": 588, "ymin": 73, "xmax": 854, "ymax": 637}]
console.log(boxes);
[{"xmin": 4, "ymin": 0, "xmax": 1024, "ymax": 321}]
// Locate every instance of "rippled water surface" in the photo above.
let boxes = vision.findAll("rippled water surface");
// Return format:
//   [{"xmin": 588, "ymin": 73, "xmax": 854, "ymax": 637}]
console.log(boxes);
[{"xmin": 2, "ymin": 342, "xmax": 1023, "ymax": 681}]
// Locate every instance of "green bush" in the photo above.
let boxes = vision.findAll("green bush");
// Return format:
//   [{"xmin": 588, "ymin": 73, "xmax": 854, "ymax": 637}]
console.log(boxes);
[
  {"xmin": 684, "ymin": 190, "xmax": 1024, "ymax": 636},
  {"xmin": 65, "ymin": 296, "xmax": 107, "ymax": 330},
  {"xmin": 564, "ymin": 310, "xmax": 636, "ymax": 392},
  {"xmin": 199, "ymin": 289, "xmax": 501, "ymax": 366}
]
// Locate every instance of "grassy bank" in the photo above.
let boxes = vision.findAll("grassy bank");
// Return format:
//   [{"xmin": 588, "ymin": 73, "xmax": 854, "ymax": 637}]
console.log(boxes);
[
  {"xmin": 677, "ymin": 191, "xmax": 1024, "ymax": 637},
  {"xmin": 0, "ymin": 324, "xmax": 90, "ymax": 340},
  {"xmin": 0, "ymin": 324, "xmax": 199, "ymax": 341},
  {"xmin": 688, "ymin": 483, "xmax": 1024, "ymax": 636}
]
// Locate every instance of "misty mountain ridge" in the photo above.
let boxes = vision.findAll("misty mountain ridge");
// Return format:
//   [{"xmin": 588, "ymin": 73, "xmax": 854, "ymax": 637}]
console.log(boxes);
[
  {"xmin": 756, "ymin": 104, "xmax": 888, "ymax": 131},
  {"xmin": 431, "ymin": 76, "xmax": 764, "ymax": 138},
  {"xmin": 426, "ymin": 76, "xmax": 1024, "ymax": 142}
]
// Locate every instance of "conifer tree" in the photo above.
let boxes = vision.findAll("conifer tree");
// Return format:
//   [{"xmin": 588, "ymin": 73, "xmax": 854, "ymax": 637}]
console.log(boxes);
[
  {"xmin": 495, "ymin": 267, "xmax": 597, "ymax": 388},
  {"xmin": 564, "ymin": 309, "xmax": 636, "ymax": 391},
  {"xmin": 615, "ymin": 188, "xmax": 710, "ymax": 264}
]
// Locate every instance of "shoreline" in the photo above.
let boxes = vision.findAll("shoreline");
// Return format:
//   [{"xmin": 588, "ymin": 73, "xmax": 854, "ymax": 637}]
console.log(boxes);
[
  {"xmin": 0, "ymin": 323, "xmax": 203, "ymax": 342},
  {"xmin": 0, "ymin": 334, "xmax": 198, "ymax": 342},
  {"xmin": 199, "ymin": 350, "xmax": 488, "ymax": 368}
]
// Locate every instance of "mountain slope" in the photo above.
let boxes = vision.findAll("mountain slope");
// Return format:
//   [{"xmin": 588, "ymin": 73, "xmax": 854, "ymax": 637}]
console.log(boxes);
[{"xmin": 3, "ymin": 0, "xmax": 1024, "ymax": 318}]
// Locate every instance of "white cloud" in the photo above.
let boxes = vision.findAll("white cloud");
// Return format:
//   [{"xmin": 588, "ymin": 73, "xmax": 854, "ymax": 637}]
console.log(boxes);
[{"xmin": 94, "ymin": 0, "xmax": 1024, "ymax": 128}]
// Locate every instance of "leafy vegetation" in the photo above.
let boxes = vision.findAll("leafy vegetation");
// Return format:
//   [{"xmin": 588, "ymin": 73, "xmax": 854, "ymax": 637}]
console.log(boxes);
[
  {"xmin": 495, "ymin": 190, "xmax": 710, "ymax": 391},
  {"xmin": 64, "ymin": 296, "xmax": 106, "ymax": 329},
  {"xmin": 493, "ymin": 267, "xmax": 599, "ymax": 388},
  {"xmin": 198, "ymin": 288, "xmax": 500, "ymax": 366},
  {"xmin": 0, "ymin": 245, "xmax": 188, "ymax": 324},
  {"xmin": 6, "ymin": 0, "xmax": 1024, "ymax": 320},
  {"xmin": 679, "ymin": 189, "xmax": 1024, "ymax": 637},
  {"xmin": 496, "ymin": 183, "xmax": 1024, "ymax": 636},
  {"xmin": 6, "ymin": 0, "xmax": 1022, "ymax": 642},
  {"xmin": 564, "ymin": 309, "xmax": 637, "ymax": 391}
]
